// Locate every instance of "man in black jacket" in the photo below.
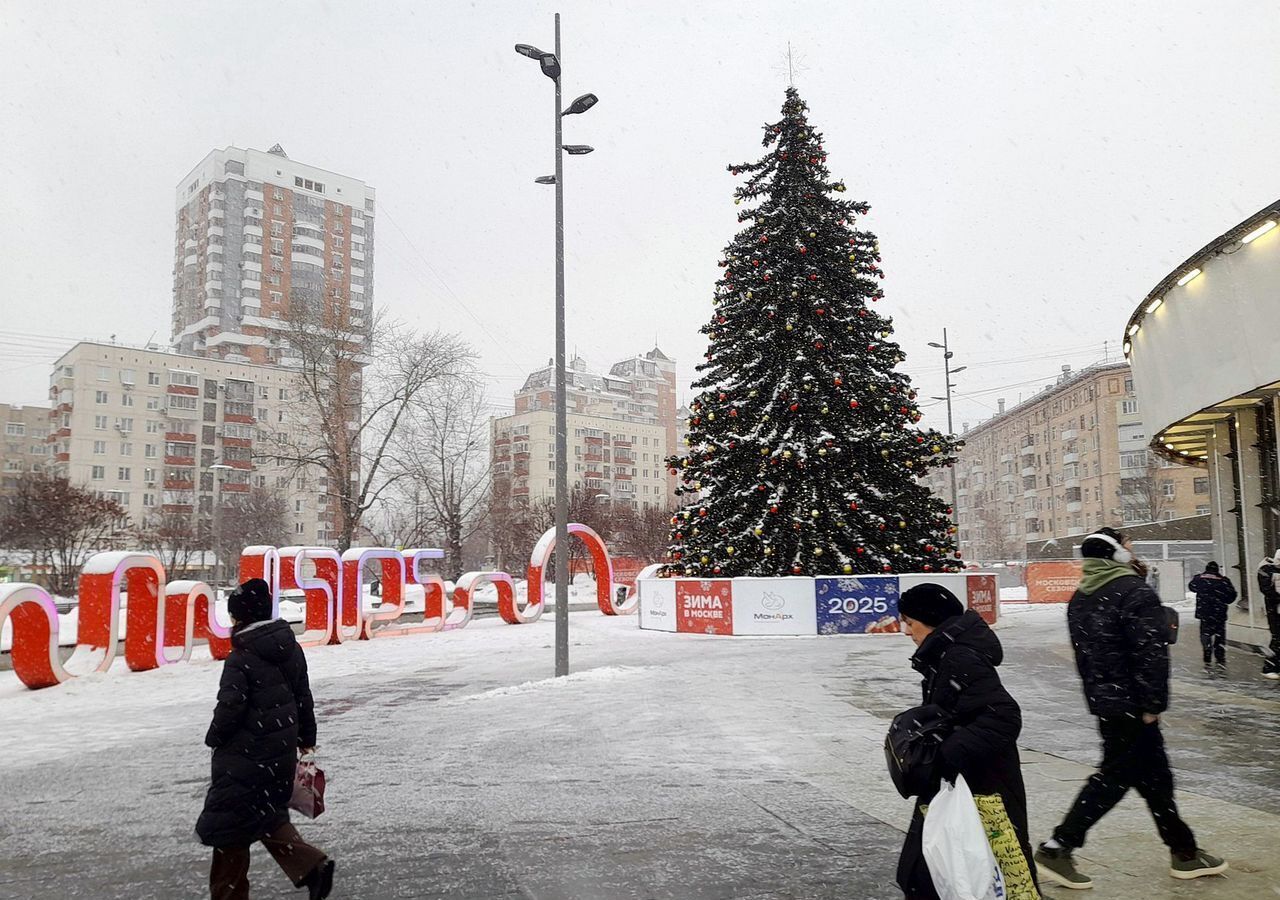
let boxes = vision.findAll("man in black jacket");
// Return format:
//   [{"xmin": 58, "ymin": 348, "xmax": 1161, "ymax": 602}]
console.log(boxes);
[
  {"xmin": 895, "ymin": 584, "xmax": 1039, "ymax": 900},
  {"xmin": 1036, "ymin": 529, "xmax": 1226, "ymax": 890},
  {"xmin": 1257, "ymin": 552, "xmax": 1280, "ymax": 679},
  {"xmin": 197, "ymin": 579, "xmax": 336, "ymax": 900},
  {"xmin": 1189, "ymin": 562, "xmax": 1236, "ymax": 675}
]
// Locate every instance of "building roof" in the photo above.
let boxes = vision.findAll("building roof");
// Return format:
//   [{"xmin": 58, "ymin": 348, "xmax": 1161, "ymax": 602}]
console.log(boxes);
[{"xmin": 959, "ymin": 360, "xmax": 1130, "ymax": 439}]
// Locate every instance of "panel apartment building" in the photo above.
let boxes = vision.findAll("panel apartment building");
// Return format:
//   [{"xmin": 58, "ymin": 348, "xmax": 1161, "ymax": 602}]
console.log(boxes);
[
  {"xmin": 1, "ymin": 403, "xmax": 52, "ymax": 493},
  {"xmin": 47, "ymin": 342, "xmax": 334, "ymax": 545},
  {"xmin": 921, "ymin": 362, "xmax": 1207, "ymax": 560},
  {"xmin": 171, "ymin": 144, "xmax": 374, "ymax": 364},
  {"xmin": 491, "ymin": 349, "xmax": 679, "ymax": 509}
]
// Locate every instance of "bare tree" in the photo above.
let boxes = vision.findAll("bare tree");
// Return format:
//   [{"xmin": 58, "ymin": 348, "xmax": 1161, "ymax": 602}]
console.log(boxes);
[
  {"xmin": 616, "ymin": 503, "xmax": 676, "ymax": 562},
  {"xmin": 271, "ymin": 306, "xmax": 476, "ymax": 551},
  {"xmin": 397, "ymin": 374, "xmax": 491, "ymax": 580},
  {"xmin": 213, "ymin": 488, "xmax": 290, "ymax": 574},
  {"xmin": 0, "ymin": 473, "xmax": 127, "ymax": 595},
  {"xmin": 970, "ymin": 502, "xmax": 1022, "ymax": 563},
  {"xmin": 488, "ymin": 475, "xmax": 552, "ymax": 574},
  {"xmin": 135, "ymin": 507, "xmax": 203, "ymax": 578}
]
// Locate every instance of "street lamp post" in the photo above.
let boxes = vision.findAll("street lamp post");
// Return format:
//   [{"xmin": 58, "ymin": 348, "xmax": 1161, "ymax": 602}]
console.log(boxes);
[
  {"xmin": 208, "ymin": 463, "xmax": 233, "ymax": 585},
  {"xmin": 927, "ymin": 330, "xmax": 967, "ymax": 530},
  {"xmin": 515, "ymin": 16, "xmax": 598, "ymax": 678}
]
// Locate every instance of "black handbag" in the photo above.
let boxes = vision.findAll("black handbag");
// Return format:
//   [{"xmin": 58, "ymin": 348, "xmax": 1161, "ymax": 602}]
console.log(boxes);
[
  {"xmin": 885, "ymin": 703, "xmax": 952, "ymax": 799},
  {"xmin": 1162, "ymin": 605, "xmax": 1180, "ymax": 645}
]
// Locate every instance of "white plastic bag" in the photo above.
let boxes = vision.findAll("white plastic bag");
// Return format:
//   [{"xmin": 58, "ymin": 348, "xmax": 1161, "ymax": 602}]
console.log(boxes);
[{"xmin": 921, "ymin": 775, "xmax": 1006, "ymax": 900}]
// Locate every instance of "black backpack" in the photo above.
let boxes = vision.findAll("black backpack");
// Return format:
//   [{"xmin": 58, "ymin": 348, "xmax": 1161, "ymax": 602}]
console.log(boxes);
[{"xmin": 884, "ymin": 703, "xmax": 952, "ymax": 798}]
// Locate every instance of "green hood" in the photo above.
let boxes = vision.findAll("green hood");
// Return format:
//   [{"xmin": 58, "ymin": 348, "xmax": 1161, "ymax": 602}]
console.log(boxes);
[{"xmin": 1079, "ymin": 557, "xmax": 1135, "ymax": 595}]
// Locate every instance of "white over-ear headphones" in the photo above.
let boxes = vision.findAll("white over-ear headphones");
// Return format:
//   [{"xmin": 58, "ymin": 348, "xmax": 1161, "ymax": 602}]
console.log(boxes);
[{"xmin": 1084, "ymin": 532, "xmax": 1133, "ymax": 565}]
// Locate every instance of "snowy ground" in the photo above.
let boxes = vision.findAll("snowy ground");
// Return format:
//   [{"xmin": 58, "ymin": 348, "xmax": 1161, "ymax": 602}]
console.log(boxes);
[{"xmin": 2, "ymin": 602, "xmax": 1278, "ymax": 898}]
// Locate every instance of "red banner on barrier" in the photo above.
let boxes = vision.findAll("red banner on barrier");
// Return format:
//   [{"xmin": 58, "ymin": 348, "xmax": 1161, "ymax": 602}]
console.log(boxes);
[
  {"xmin": 1026, "ymin": 561, "xmax": 1083, "ymax": 604},
  {"xmin": 675, "ymin": 580, "xmax": 733, "ymax": 635},
  {"xmin": 966, "ymin": 574, "xmax": 999, "ymax": 624}
]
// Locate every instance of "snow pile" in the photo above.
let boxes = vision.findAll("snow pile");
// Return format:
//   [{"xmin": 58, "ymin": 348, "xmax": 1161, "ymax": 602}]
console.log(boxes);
[{"xmin": 456, "ymin": 665, "xmax": 650, "ymax": 703}]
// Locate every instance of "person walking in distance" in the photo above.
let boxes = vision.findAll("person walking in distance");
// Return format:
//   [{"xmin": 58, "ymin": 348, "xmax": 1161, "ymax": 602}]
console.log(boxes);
[
  {"xmin": 895, "ymin": 584, "xmax": 1040, "ymax": 900},
  {"xmin": 1189, "ymin": 561, "xmax": 1236, "ymax": 676},
  {"xmin": 196, "ymin": 579, "xmax": 336, "ymax": 900},
  {"xmin": 1035, "ymin": 529, "xmax": 1227, "ymax": 890},
  {"xmin": 1256, "ymin": 550, "xmax": 1280, "ymax": 679}
]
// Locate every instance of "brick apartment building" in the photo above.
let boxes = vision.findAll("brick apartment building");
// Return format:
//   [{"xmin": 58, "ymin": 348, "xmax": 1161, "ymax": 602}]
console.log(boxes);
[{"xmin": 1, "ymin": 404, "xmax": 52, "ymax": 493}]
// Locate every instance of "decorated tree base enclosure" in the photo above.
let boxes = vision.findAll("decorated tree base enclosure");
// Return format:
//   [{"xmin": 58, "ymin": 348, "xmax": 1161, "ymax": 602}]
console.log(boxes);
[{"xmin": 637, "ymin": 573, "xmax": 998, "ymax": 637}]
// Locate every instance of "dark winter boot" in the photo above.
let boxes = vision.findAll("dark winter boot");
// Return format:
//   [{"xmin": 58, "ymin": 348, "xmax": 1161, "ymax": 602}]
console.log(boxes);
[
  {"xmin": 1170, "ymin": 849, "xmax": 1228, "ymax": 880},
  {"xmin": 304, "ymin": 859, "xmax": 335, "ymax": 900},
  {"xmin": 1035, "ymin": 843, "xmax": 1092, "ymax": 889}
]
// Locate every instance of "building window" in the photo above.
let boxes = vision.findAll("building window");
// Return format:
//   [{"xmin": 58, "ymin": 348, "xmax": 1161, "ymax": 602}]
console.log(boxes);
[
  {"xmin": 120, "ymin": 442, "xmax": 132, "ymax": 456},
  {"xmin": 4, "ymin": 423, "xmax": 24, "ymax": 436},
  {"xmin": 93, "ymin": 440, "xmax": 106, "ymax": 455},
  {"xmin": 148, "ymin": 372, "xmax": 161, "ymax": 386},
  {"xmin": 145, "ymin": 444, "xmax": 157, "ymax": 458},
  {"xmin": 1162, "ymin": 480, "xmax": 1176, "ymax": 498},
  {"xmin": 1120, "ymin": 399, "xmax": 1139, "ymax": 415},
  {"xmin": 1194, "ymin": 477, "xmax": 1209, "ymax": 494},
  {"xmin": 146, "ymin": 420, "xmax": 161, "ymax": 433},
  {"xmin": 118, "ymin": 467, "xmax": 131, "ymax": 481},
  {"xmin": 143, "ymin": 493, "xmax": 156, "ymax": 508},
  {"xmin": 121, "ymin": 393, "xmax": 134, "ymax": 408},
  {"xmin": 97, "ymin": 366, "xmax": 110, "ymax": 381},
  {"xmin": 91, "ymin": 465, "xmax": 105, "ymax": 480},
  {"xmin": 94, "ymin": 415, "xmax": 108, "ymax": 430},
  {"xmin": 95, "ymin": 391, "xmax": 109, "ymax": 404}
]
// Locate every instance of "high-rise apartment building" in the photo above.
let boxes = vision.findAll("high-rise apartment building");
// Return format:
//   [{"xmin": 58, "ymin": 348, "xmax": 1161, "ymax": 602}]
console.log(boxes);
[
  {"xmin": 493, "ymin": 349, "xmax": 680, "ymax": 509},
  {"xmin": 921, "ymin": 362, "xmax": 1206, "ymax": 560},
  {"xmin": 1, "ymin": 404, "xmax": 52, "ymax": 493},
  {"xmin": 171, "ymin": 145, "xmax": 374, "ymax": 363},
  {"xmin": 47, "ymin": 342, "xmax": 335, "ymax": 545}
]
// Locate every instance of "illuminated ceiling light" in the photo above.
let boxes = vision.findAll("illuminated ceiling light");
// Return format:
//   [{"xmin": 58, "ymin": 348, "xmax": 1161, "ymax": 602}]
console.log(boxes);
[
  {"xmin": 1242, "ymin": 220, "xmax": 1277, "ymax": 244},
  {"xmin": 1127, "ymin": 323, "xmax": 1140, "ymax": 336},
  {"xmin": 1176, "ymin": 268, "xmax": 1202, "ymax": 286},
  {"xmin": 1164, "ymin": 443, "xmax": 1175, "ymax": 450},
  {"xmin": 1123, "ymin": 340, "xmax": 1132, "ymax": 355},
  {"xmin": 1180, "ymin": 450, "xmax": 1190, "ymax": 456},
  {"xmin": 1146, "ymin": 297, "xmax": 1163, "ymax": 314}
]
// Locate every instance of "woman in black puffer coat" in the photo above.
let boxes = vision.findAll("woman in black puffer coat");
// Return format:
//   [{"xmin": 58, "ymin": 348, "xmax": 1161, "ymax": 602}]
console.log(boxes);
[
  {"xmin": 196, "ymin": 579, "xmax": 335, "ymax": 900},
  {"xmin": 894, "ymin": 583, "xmax": 1039, "ymax": 900}
]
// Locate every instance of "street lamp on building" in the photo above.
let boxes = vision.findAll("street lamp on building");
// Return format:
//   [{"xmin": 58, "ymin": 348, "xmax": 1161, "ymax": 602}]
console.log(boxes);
[
  {"xmin": 208, "ymin": 463, "xmax": 233, "ymax": 586},
  {"xmin": 514, "ymin": 14, "xmax": 599, "ymax": 678},
  {"xmin": 928, "ymin": 330, "xmax": 966, "ymax": 529}
]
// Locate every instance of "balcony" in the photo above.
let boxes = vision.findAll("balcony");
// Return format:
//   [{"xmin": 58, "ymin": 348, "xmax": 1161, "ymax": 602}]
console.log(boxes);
[
  {"xmin": 1061, "ymin": 429, "xmax": 1078, "ymax": 442},
  {"xmin": 1067, "ymin": 501, "xmax": 1083, "ymax": 513},
  {"xmin": 164, "ymin": 455, "xmax": 195, "ymax": 467},
  {"xmin": 615, "ymin": 452, "xmax": 636, "ymax": 465},
  {"xmin": 1063, "ymin": 452, "xmax": 1080, "ymax": 465},
  {"xmin": 999, "ymin": 453, "xmax": 1014, "ymax": 464},
  {"xmin": 1023, "ymin": 508, "xmax": 1039, "ymax": 520},
  {"xmin": 584, "ymin": 454, "xmax": 604, "ymax": 464},
  {"xmin": 183, "ymin": 254, "xmax": 198, "ymax": 267},
  {"xmin": 614, "ymin": 471, "xmax": 633, "ymax": 480},
  {"xmin": 1064, "ymin": 477, "xmax": 1081, "ymax": 489},
  {"xmin": 1021, "ymin": 465, "xmax": 1037, "ymax": 477}
]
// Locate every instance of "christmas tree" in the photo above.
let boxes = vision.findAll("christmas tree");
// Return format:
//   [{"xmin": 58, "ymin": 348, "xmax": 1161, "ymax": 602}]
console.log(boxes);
[{"xmin": 666, "ymin": 88, "xmax": 961, "ymax": 578}]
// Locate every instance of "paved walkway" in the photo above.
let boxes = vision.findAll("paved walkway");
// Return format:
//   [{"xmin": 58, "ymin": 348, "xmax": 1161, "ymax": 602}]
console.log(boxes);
[{"xmin": 0, "ymin": 604, "xmax": 1276, "ymax": 898}]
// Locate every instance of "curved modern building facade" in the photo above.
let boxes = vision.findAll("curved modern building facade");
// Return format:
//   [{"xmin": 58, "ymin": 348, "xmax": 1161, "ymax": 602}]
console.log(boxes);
[{"xmin": 1125, "ymin": 199, "xmax": 1280, "ymax": 649}]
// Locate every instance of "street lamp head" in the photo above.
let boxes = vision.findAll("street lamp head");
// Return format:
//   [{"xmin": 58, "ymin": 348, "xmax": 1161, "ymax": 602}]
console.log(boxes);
[
  {"xmin": 564, "ymin": 92, "xmax": 599, "ymax": 116},
  {"xmin": 927, "ymin": 342, "xmax": 944, "ymax": 349},
  {"xmin": 563, "ymin": 144, "xmax": 594, "ymax": 155},
  {"xmin": 951, "ymin": 365, "xmax": 968, "ymax": 374},
  {"xmin": 514, "ymin": 43, "xmax": 560, "ymax": 79},
  {"xmin": 208, "ymin": 463, "xmax": 233, "ymax": 472},
  {"xmin": 534, "ymin": 175, "xmax": 557, "ymax": 185}
]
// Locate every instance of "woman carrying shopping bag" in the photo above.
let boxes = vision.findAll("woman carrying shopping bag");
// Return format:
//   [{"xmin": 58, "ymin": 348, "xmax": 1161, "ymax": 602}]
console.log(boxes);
[
  {"xmin": 196, "ymin": 578, "xmax": 336, "ymax": 900},
  {"xmin": 894, "ymin": 583, "xmax": 1039, "ymax": 900}
]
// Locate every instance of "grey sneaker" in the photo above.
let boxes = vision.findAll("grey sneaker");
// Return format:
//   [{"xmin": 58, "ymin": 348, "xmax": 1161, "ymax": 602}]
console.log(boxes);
[
  {"xmin": 1035, "ymin": 844, "xmax": 1093, "ymax": 890},
  {"xmin": 1171, "ymin": 849, "xmax": 1228, "ymax": 880}
]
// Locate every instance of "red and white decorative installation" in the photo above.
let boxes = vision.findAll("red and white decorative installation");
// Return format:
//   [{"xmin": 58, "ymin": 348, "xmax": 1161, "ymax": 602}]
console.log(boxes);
[
  {"xmin": 527, "ymin": 523, "xmax": 629, "ymax": 616},
  {"xmin": 278, "ymin": 547, "xmax": 337, "ymax": 648},
  {"xmin": 0, "ymin": 585, "xmax": 70, "ymax": 689},
  {"xmin": 376, "ymin": 548, "xmax": 447, "ymax": 638},
  {"xmin": 238, "ymin": 546, "xmax": 282, "ymax": 619},
  {"xmin": 76, "ymin": 552, "xmax": 167, "ymax": 673},
  {"xmin": 1, "ymin": 524, "xmax": 642, "ymax": 691}
]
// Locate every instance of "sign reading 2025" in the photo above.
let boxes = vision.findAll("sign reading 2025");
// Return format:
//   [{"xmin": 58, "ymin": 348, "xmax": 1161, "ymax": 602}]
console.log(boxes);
[{"xmin": 815, "ymin": 576, "xmax": 901, "ymax": 634}]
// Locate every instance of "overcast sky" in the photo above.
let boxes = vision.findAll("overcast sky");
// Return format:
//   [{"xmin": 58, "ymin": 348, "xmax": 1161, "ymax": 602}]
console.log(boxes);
[{"xmin": 2, "ymin": 1, "xmax": 1277, "ymax": 434}]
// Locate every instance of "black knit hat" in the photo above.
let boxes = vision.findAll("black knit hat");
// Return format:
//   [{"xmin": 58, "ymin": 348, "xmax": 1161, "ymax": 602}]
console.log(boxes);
[
  {"xmin": 899, "ymin": 583, "xmax": 965, "ymax": 627},
  {"xmin": 228, "ymin": 578, "xmax": 273, "ymax": 624},
  {"xmin": 1205, "ymin": 561, "xmax": 1220, "ymax": 574}
]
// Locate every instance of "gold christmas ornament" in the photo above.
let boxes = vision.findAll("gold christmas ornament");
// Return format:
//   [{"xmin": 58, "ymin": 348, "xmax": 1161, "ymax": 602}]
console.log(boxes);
[
  {"xmin": 726, "ymin": 546, "xmax": 735, "ymax": 555},
  {"xmin": 764, "ymin": 546, "xmax": 773, "ymax": 556},
  {"xmin": 700, "ymin": 555, "xmax": 709, "ymax": 563},
  {"xmin": 810, "ymin": 509, "xmax": 820, "ymax": 518},
  {"xmin": 842, "ymin": 564, "xmax": 853, "ymax": 574},
  {"xmin": 818, "ymin": 448, "xmax": 827, "ymax": 456},
  {"xmin": 785, "ymin": 324, "xmax": 794, "ymax": 331},
  {"xmin": 783, "ymin": 450, "xmax": 793, "ymax": 458},
  {"xmin": 813, "ymin": 547, "xmax": 823, "ymax": 556}
]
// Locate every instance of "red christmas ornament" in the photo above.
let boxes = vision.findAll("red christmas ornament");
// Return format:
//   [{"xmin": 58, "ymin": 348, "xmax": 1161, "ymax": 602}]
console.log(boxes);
[
  {"xmin": 698, "ymin": 508, "xmax": 708, "ymax": 518},
  {"xmin": 729, "ymin": 409, "xmax": 738, "ymax": 417},
  {"xmin": 814, "ymin": 341, "xmax": 824, "ymax": 350},
  {"xmin": 799, "ymin": 247, "xmax": 807, "ymax": 254},
  {"xmin": 848, "ymin": 501, "xmax": 859, "ymax": 511},
  {"xmin": 756, "ymin": 484, "xmax": 767, "ymax": 492},
  {"xmin": 808, "ymin": 274, "xmax": 818, "ymax": 281},
  {"xmin": 718, "ymin": 392, "xmax": 727, "ymax": 401},
  {"xmin": 792, "ymin": 565, "xmax": 803, "ymax": 575},
  {"xmin": 713, "ymin": 566, "xmax": 722, "ymax": 574},
  {"xmin": 769, "ymin": 505, "xmax": 779, "ymax": 514},
  {"xmin": 760, "ymin": 235, "xmax": 768, "ymax": 243},
  {"xmin": 900, "ymin": 406, "xmax": 909, "ymax": 414},
  {"xmin": 925, "ymin": 545, "xmax": 935, "ymax": 553},
  {"xmin": 815, "ymin": 308, "xmax": 825, "ymax": 315},
  {"xmin": 855, "ymin": 547, "xmax": 865, "ymax": 555},
  {"xmin": 675, "ymin": 532, "xmax": 683, "ymax": 540},
  {"xmin": 849, "ymin": 399, "xmax": 859, "ymax": 408},
  {"xmin": 882, "ymin": 564, "xmax": 892, "ymax": 572},
  {"xmin": 752, "ymin": 260, "xmax": 760, "ymax": 267},
  {"xmin": 834, "ymin": 376, "xmax": 843, "ymax": 386},
  {"xmin": 923, "ymin": 564, "xmax": 933, "ymax": 572},
  {"xmin": 916, "ymin": 437, "xmax": 925, "ymax": 444},
  {"xmin": 673, "ymin": 551, "xmax": 682, "ymax": 560},
  {"xmin": 789, "ymin": 403, "xmax": 799, "ymax": 412}
]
